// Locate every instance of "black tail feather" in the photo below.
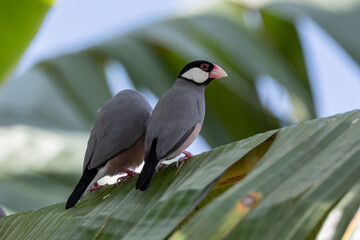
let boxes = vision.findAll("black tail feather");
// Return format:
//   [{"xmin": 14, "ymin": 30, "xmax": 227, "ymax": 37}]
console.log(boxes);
[
  {"xmin": 65, "ymin": 168, "xmax": 98, "ymax": 209},
  {"xmin": 136, "ymin": 139, "xmax": 158, "ymax": 191}
]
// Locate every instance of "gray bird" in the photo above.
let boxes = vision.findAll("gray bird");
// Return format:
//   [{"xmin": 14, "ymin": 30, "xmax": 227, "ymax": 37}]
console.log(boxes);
[
  {"xmin": 0, "ymin": 206, "xmax": 6, "ymax": 218},
  {"xmin": 136, "ymin": 60, "xmax": 227, "ymax": 191},
  {"xmin": 66, "ymin": 90, "xmax": 152, "ymax": 209}
]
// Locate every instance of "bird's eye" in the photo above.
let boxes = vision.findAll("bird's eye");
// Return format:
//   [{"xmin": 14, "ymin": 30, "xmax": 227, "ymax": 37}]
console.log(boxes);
[{"xmin": 200, "ymin": 63, "xmax": 209, "ymax": 71}]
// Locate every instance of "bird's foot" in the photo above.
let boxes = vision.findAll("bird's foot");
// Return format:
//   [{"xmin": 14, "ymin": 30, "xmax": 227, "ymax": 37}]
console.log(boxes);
[
  {"xmin": 118, "ymin": 168, "xmax": 138, "ymax": 177},
  {"xmin": 176, "ymin": 151, "xmax": 194, "ymax": 168},
  {"xmin": 116, "ymin": 168, "xmax": 138, "ymax": 185},
  {"xmin": 88, "ymin": 182, "xmax": 109, "ymax": 192},
  {"xmin": 116, "ymin": 175, "xmax": 132, "ymax": 183},
  {"xmin": 156, "ymin": 163, "xmax": 167, "ymax": 171}
]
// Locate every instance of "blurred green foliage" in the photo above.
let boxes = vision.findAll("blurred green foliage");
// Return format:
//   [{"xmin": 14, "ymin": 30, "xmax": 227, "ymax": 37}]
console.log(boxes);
[{"xmin": 0, "ymin": 0, "xmax": 53, "ymax": 83}]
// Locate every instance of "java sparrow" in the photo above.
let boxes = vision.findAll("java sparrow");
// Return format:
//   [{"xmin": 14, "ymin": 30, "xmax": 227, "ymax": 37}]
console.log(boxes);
[
  {"xmin": 0, "ymin": 206, "xmax": 6, "ymax": 218},
  {"xmin": 136, "ymin": 60, "xmax": 227, "ymax": 191},
  {"xmin": 66, "ymin": 90, "xmax": 152, "ymax": 209}
]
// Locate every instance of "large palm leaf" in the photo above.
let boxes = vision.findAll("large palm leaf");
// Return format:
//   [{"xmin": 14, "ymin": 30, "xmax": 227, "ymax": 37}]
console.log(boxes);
[{"xmin": 1, "ymin": 110, "xmax": 360, "ymax": 239}]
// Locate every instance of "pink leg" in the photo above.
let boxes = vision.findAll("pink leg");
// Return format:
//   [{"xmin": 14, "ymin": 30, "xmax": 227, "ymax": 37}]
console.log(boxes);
[
  {"xmin": 88, "ymin": 182, "xmax": 109, "ymax": 192},
  {"xmin": 118, "ymin": 168, "xmax": 138, "ymax": 177},
  {"xmin": 116, "ymin": 168, "xmax": 138, "ymax": 184},
  {"xmin": 156, "ymin": 163, "xmax": 167, "ymax": 171},
  {"xmin": 176, "ymin": 151, "xmax": 194, "ymax": 168}
]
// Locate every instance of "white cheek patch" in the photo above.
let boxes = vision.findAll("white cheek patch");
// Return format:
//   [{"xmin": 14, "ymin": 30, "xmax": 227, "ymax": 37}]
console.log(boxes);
[{"xmin": 181, "ymin": 67, "xmax": 209, "ymax": 83}]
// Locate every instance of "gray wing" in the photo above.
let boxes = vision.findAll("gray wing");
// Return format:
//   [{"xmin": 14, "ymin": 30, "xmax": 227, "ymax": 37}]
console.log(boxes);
[
  {"xmin": 161, "ymin": 125, "xmax": 196, "ymax": 158},
  {"xmin": 84, "ymin": 90, "xmax": 152, "ymax": 171},
  {"xmin": 145, "ymin": 81, "xmax": 205, "ymax": 159}
]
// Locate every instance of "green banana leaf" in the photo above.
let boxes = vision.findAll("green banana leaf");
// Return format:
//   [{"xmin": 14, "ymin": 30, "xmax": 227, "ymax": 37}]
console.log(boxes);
[
  {"xmin": 1, "ymin": 110, "xmax": 360, "ymax": 240},
  {"xmin": 263, "ymin": 1, "xmax": 360, "ymax": 67},
  {"xmin": 317, "ymin": 179, "xmax": 360, "ymax": 240},
  {"xmin": 0, "ymin": 0, "xmax": 53, "ymax": 83},
  {"xmin": 174, "ymin": 110, "xmax": 360, "ymax": 240}
]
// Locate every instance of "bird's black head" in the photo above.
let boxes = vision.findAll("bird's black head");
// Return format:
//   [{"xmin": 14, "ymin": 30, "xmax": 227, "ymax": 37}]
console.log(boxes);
[{"xmin": 178, "ymin": 60, "xmax": 227, "ymax": 85}]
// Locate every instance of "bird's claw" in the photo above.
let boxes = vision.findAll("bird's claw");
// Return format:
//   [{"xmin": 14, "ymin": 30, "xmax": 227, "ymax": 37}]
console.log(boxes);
[
  {"xmin": 183, "ymin": 150, "xmax": 194, "ymax": 158},
  {"xmin": 88, "ymin": 182, "xmax": 109, "ymax": 192},
  {"xmin": 156, "ymin": 163, "xmax": 167, "ymax": 171},
  {"xmin": 176, "ymin": 151, "xmax": 194, "ymax": 168},
  {"xmin": 116, "ymin": 175, "xmax": 131, "ymax": 184},
  {"xmin": 116, "ymin": 168, "xmax": 138, "ymax": 185},
  {"xmin": 118, "ymin": 168, "xmax": 138, "ymax": 177}
]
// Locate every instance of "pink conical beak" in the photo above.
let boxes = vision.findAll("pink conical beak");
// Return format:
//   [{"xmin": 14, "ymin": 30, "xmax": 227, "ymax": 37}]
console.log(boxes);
[{"xmin": 209, "ymin": 64, "xmax": 228, "ymax": 79}]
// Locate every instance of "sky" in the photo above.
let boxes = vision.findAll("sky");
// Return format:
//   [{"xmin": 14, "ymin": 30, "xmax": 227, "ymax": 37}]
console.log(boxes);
[
  {"xmin": 16, "ymin": 0, "xmax": 206, "ymax": 74},
  {"xmin": 298, "ymin": 17, "xmax": 360, "ymax": 118},
  {"xmin": 14, "ymin": 0, "xmax": 360, "ymax": 154}
]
